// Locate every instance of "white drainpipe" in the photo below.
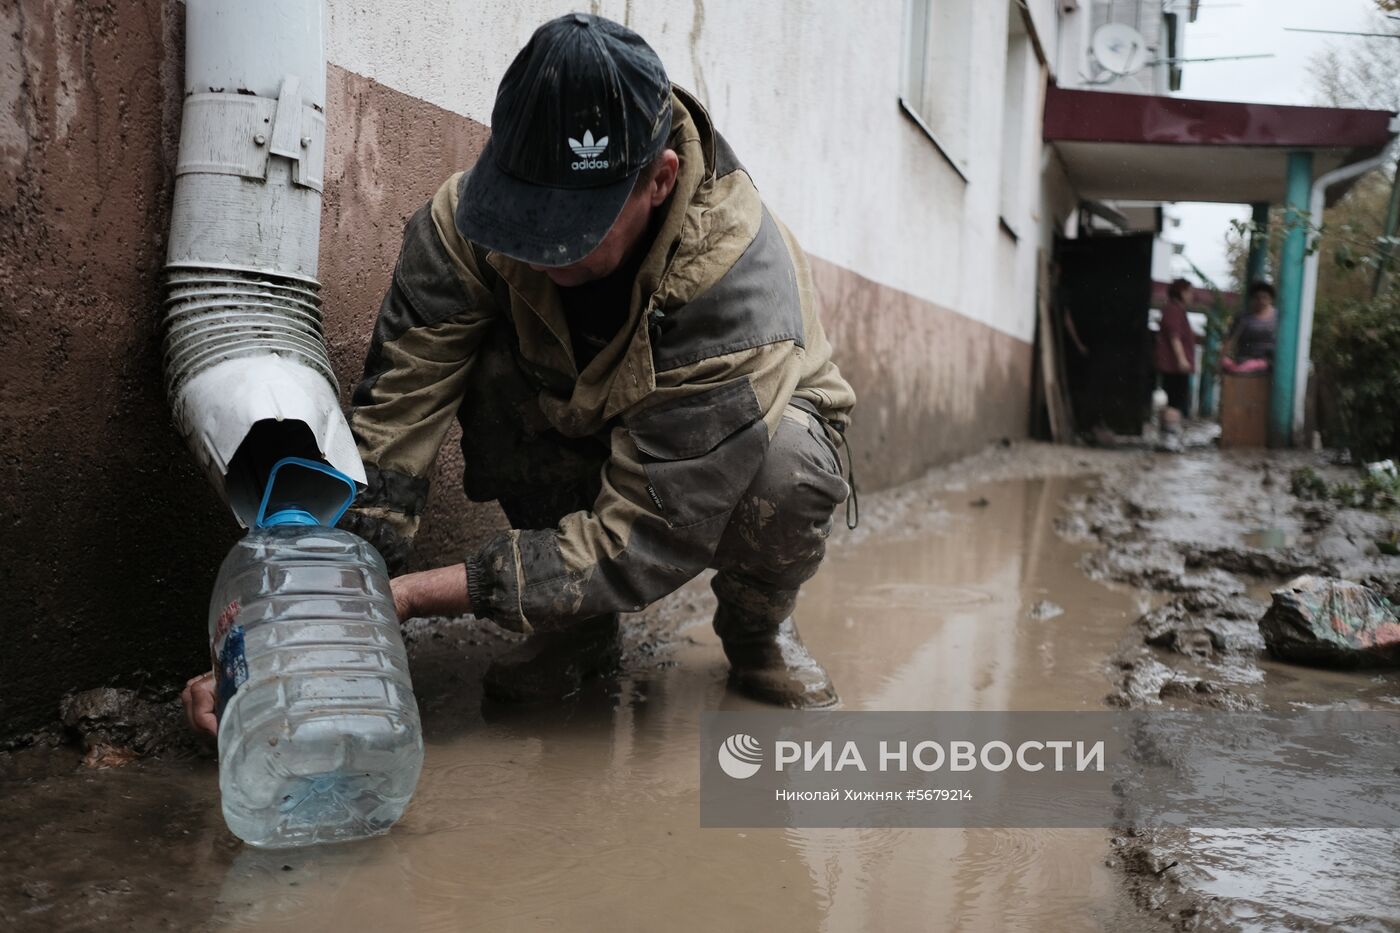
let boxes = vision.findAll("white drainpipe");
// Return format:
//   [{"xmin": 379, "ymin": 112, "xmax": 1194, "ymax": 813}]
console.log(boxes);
[
  {"xmin": 1294, "ymin": 124, "xmax": 1400, "ymax": 439},
  {"xmin": 163, "ymin": 0, "xmax": 364, "ymax": 525}
]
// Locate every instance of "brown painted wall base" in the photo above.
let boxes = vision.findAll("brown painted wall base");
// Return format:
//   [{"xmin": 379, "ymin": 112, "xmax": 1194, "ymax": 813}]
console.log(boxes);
[
  {"xmin": 811, "ymin": 259, "xmax": 1033, "ymax": 492},
  {"xmin": 0, "ymin": 3, "xmax": 1028, "ymax": 742},
  {"xmin": 319, "ymin": 65, "xmax": 505, "ymax": 570}
]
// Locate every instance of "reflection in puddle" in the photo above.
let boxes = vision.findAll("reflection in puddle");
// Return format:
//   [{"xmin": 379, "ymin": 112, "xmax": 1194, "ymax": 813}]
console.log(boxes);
[
  {"xmin": 7, "ymin": 471, "xmax": 1395, "ymax": 929},
  {"xmin": 232, "ymin": 479, "xmax": 1159, "ymax": 930},
  {"xmin": 1169, "ymin": 829, "xmax": 1400, "ymax": 931},
  {"xmin": 0, "ymin": 477, "xmax": 1190, "ymax": 931},
  {"xmin": 843, "ymin": 582, "xmax": 998, "ymax": 610},
  {"xmin": 203, "ymin": 477, "xmax": 1153, "ymax": 932},
  {"xmin": 1242, "ymin": 527, "xmax": 1295, "ymax": 551}
]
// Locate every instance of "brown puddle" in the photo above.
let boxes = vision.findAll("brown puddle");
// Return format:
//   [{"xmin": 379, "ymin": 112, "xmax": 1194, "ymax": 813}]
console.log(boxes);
[
  {"xmin": 4, "ymin": 475, "xmax": 1172, "ymax": 931},
  {"xmin": 205, "ymin": 477, "xmax": 1152, "ymax": 932},
  {"xmin": 8, "ymin": 461, "xmax": 1400, "ymax": 931}
]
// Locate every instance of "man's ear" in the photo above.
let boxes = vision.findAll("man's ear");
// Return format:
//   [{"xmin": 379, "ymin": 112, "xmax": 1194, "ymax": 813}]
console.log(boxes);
[{"xmin": 649, "ymin": 149, "xmax": 680, "ymax": 207}]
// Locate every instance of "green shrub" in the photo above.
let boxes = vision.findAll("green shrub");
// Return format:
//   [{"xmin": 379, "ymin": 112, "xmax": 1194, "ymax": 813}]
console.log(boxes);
[
  {"xmin": 1290, "ymin": 466, "xmax": 1400, "ymax": 511},
  {"xmin": 1313, "ymin": 286, "xmax": 1400, "ymax": 462},
  {"xmin": 1290, "ymin": 466, "xmax": 1329, "ymax": 500}
]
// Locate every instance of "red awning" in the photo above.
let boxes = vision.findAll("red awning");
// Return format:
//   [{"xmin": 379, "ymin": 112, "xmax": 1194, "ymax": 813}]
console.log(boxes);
[{"xmin": 1044, "ymin": 85, "xmax": 1397, "ymax": 204}]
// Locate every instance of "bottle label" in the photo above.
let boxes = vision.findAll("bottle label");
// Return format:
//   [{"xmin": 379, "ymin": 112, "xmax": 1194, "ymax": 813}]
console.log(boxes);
[{"xmin": 212, "ymin": 600, "xmax": 248, "ymax": 719}]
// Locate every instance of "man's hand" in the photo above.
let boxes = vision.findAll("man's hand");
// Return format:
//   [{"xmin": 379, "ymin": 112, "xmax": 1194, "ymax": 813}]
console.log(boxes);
[
  {"xmin": 390, "ymin": 563, "xmax": 473, "ymax": 620},
  {"xmin": 180, "ymin": 565, "xmax": 470, "ymax": 739},
  {"xmin": 390, "ymin": 576, "xmax": 415, "ymax": 620},
  {"xmin": 181, "ymin": 671, "xmax": 218, "ymax": 739}
]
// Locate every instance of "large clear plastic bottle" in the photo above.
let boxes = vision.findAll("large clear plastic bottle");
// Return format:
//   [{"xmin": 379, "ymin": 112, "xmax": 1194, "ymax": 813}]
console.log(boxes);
[{"xmin": 209, "ymin": 457, "xmax": 423, "ymax": 847}]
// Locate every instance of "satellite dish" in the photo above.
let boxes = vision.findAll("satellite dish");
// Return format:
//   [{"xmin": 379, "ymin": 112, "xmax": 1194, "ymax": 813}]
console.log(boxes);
[{"xmin": 1091, "ymin": 23, "xmax": 1149, "ymax": 77}]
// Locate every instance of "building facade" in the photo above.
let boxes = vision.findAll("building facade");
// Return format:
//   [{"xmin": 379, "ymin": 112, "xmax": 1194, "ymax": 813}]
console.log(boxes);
[
  {"xmin": 0, "ymin": 0, "xmax": 1167, "ymax": 737},
  {"xmin": 1056, "ymin": 0, "xmax": 1199, "ymax": 279}
]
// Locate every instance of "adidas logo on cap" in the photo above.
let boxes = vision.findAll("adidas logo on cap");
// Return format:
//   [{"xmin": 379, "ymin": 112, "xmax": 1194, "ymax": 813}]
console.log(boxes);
[{"xmin": 568, "ymin": 129, "xmax": 610, "ymax": 170}]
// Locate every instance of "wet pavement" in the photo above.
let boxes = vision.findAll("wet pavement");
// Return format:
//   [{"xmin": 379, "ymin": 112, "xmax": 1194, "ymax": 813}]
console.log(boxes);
[{"xmin": 3, "ymin": 443, "xmax": 1398, "ymax": 931}]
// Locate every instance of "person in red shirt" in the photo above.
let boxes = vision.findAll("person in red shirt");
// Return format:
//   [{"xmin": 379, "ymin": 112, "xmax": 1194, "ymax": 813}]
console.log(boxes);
[{"xmin": 1155, "ymin": 278, "xmax": 1197, "ymax": 437}]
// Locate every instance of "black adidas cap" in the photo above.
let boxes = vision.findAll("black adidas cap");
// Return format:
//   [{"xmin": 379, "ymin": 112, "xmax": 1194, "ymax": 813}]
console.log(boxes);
[{"xmin": 455, "ymin": 13, "xmax": 673, "ymax": 267}]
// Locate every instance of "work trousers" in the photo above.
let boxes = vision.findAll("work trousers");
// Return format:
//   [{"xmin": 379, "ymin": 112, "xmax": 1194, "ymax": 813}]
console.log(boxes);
[{"xmin": 457, "ymin": 324, "xmax": 851, "ymax": 629}]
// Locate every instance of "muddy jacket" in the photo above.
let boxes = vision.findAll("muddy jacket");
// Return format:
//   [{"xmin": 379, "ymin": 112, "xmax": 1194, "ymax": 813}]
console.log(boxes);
[{"xmin": 347, "ymin": 87, "xmax": 856, "ymax": 633}]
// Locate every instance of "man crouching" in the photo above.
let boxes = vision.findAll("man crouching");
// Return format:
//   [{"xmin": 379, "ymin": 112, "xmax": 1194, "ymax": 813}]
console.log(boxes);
[{"xmin": 183, "ymin": 12, "xmax": 855, "ymax": 735}]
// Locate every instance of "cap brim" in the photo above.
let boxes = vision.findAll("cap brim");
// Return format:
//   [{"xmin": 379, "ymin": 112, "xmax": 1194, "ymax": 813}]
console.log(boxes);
[{"xmin": 455, "ymin": 138, "xmax": 640, "ymax": 267}]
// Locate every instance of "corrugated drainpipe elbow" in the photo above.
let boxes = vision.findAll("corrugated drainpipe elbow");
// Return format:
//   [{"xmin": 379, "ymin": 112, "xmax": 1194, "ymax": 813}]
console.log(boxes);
[{"xmin": 162, "ymin": 0, "xmax": 364, "ymax": 526}]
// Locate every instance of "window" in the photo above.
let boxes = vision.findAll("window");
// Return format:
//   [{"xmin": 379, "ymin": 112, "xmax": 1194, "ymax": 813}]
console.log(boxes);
[
  {"xmin": 1163, "ymin": 12, "xmax": 1182, "ymax": 90},
  {"xmin": 901, "ymin": 0, "xmax": 974, "ymax": 178},
  {"xmin": 1090, "ymin": 0, "xmax": 1145, "ymax": 33},
  {"xmin": 999, "ymin": 4, "xmax": 1030, "ymax": 231}
]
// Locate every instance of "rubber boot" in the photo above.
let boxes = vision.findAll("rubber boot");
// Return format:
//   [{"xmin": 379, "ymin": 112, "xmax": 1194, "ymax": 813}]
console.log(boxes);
[
  {"xmin": 713, "ymin": 605, "xmax": 839, "ymax": 709},
  {"xmin": 482, "ymin": 614, "xmax": 622, "ymax": 704}
]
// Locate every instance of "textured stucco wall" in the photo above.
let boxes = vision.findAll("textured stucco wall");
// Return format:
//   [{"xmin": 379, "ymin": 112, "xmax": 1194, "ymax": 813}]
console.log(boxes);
[
  {"xmin": 0, "ymin": 3, "xmax": 502, "ymax": 741},
  {"xmin": 1, "ymin": 0, "xmax": 213, "ymax": 741},
  {"xmin": 1, "ymin": 0, "xmax": 1040, "ymax": 742},
  {"xmin": 318, "ymin": 65, "xmax": 503, "ymax": 571},
  {"xmin": 324, "ymin": 0, "xmax": 1047, "ymax": 343}
]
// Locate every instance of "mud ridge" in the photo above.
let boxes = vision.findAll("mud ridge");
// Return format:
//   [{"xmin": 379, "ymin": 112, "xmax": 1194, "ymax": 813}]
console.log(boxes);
[{"xmin": 1063, "ymin": 446, "xmax": 1400, "ymax": 930}]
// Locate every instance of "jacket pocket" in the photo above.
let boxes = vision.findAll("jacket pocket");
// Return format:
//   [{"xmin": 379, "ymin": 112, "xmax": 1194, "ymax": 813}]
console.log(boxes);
[
  {"xmin": 802, "ymin": 414, "xmax": 845, "ymax": 480},
  {"xmin": 625, "ymin": 377, "xmax": 767, "ymax": 527}
]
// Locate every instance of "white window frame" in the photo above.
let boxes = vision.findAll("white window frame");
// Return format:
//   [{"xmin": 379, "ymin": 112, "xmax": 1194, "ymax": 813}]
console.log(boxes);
[
  {"xmin": 999, "ymin": 6, "xmax": 1032, "ymax": 238},
  {"xmin": 899, "ymin": 0, "xmax": 973, "ymax": 183}
]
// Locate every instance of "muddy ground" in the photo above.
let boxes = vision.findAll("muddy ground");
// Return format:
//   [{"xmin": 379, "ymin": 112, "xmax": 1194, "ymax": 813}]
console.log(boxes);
[
  {"xmin": 1057, "ymin": 443, "xmax": 1400, "ymax": 932},
  {"xmin": 2, "ymin": 440, "xmax": 1398, "ymax": 931}
]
